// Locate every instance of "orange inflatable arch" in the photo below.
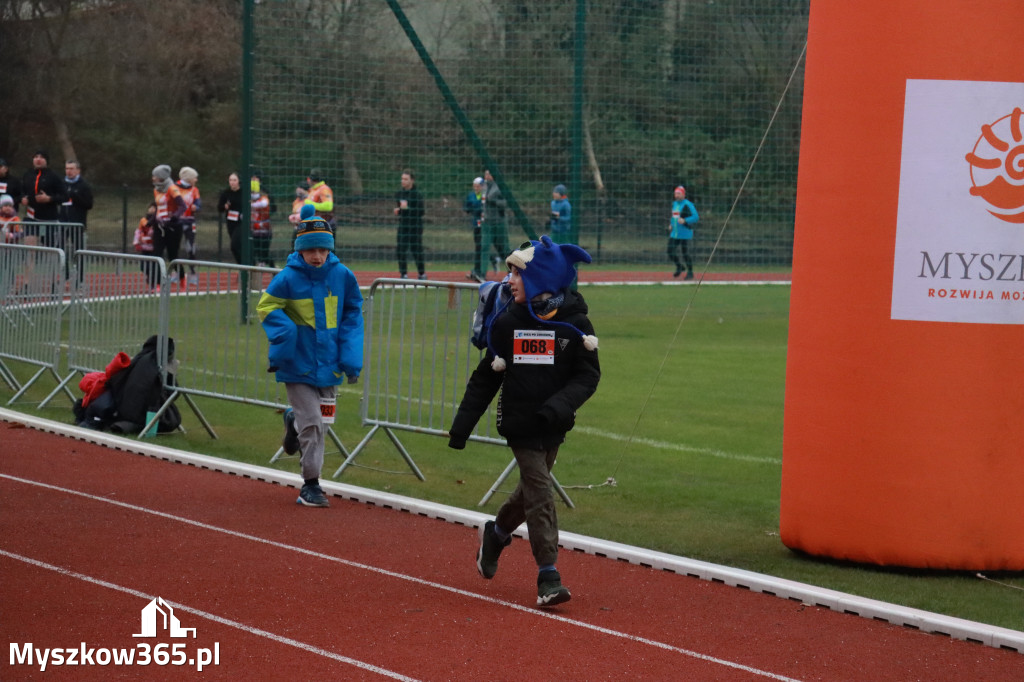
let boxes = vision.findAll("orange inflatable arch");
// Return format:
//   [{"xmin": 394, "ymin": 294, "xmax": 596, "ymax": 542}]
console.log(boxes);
[{"xmin": 781, "ymin": 0, "xmax": 1024, "ymax": 569}]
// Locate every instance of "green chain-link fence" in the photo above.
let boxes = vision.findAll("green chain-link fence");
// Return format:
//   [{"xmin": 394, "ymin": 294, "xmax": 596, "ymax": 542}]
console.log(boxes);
[{"xmin": 247, "ymin": 0, "xmax": 806, "ymax": 272}]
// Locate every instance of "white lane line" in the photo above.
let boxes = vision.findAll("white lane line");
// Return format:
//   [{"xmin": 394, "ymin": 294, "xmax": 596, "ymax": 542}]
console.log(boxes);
[
  {"xmin": 1, "ymin": 473, "xmax": 801, "ymax": 682},
  {"xmin": 0, "ymin": 549, "xmax": 420, "ymax": 682},
  {"xmin": 575, "ymin": 425, "xmax": 782, "ymax": 464}
]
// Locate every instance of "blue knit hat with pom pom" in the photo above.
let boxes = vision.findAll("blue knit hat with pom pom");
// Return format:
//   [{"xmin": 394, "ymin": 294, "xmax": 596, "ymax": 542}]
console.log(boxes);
[{"xmin": 294, "ymin": 208, "xmax": 334, "ymax": 251}]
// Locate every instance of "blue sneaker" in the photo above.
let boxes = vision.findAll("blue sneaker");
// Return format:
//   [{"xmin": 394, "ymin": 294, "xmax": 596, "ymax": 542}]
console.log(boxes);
[
  {"xmin": 297, "ymin": 484, "xmax": 329, "ymax": 507},
  {"xmin": 282, "ymin": 409, "xmax": 299, "ymax": 455}
]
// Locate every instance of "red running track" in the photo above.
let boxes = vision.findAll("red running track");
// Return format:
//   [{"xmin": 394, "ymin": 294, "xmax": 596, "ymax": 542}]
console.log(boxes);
[{"xmin": 1, "ymin": 421, "xmax": 1019, "ymax": 681}]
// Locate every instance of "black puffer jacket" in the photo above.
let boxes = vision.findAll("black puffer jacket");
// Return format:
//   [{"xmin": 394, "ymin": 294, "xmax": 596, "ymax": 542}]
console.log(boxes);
[
  {"xmin": 21, "ymin": 166, "xmax": 67, "ymax": 222},
  {"xmin": 449, "ymin": 289, "xmax": 600, "ymax": 450}
]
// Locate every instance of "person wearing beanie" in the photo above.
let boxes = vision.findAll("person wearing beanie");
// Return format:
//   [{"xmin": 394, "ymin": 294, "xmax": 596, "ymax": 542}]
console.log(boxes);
[
  {"xmin": 393, "ymin": 169, "xmax": 426, "ymax": 279},
  {"xmin": 0, "ymin": 194, "xmax": 22, "ymax": 244},
  {"xmin": 151, "ymin": 164, "xmax": 186, "ymax": 282},
  {"xmin": 175, "ymin": 166, "xmax": 201, "ymax": 285},
  {"xmin": 304, "ymin": 168, "xmax": 334, "ymax": 229},
  {"xmin": 257, "ymin": 215, "xmax": 362, "ymax": 508},
  {"xmin": 668, "ymin": 184, "xmax": 699, "ymax": 279},
  {"xmin": 550, "ymin": 183, "xmax": 571, "ymax": 237},
  {"xmin": 133, "ymin": 202, "xmax": 160, "ymax": 290},
  {"xmin": 20, "ymin": 149, "xmax": 67, "ymax": 248},
  {"xmin": 250, "ymin": 176, "xmax": 274, "ymax": 266},
  {"xmin": 448, "ymin": 235, "xmax": 601, "ymax": 607}
]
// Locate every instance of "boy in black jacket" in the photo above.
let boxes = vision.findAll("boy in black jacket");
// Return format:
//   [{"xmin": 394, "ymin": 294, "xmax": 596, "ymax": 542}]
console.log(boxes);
[{"xmin": 449, "ymin": 235, "xmax": 600, "ymax": 607}]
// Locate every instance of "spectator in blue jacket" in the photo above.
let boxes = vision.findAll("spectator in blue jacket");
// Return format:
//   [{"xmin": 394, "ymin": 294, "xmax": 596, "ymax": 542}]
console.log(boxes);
[
  {"xmin": 667, "ymin": 185, "xmax": 698, "ymax": 279},
  {"xmin": 550, "ymin": 184, "xmax": 571, "ymax": 237},
  {"xmin": 463, "ymin": 176, "xmax": 485, "ymax": 281},
  {"xmin": 257, "ymin": 209, "xmax": 364, "ymax": 507}
]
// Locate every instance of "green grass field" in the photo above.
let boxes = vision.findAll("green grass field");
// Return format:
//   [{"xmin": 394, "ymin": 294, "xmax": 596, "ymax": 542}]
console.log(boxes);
[{"xmin": 2, "ymin": 283, "xmax": 1022, "ymax": 631}]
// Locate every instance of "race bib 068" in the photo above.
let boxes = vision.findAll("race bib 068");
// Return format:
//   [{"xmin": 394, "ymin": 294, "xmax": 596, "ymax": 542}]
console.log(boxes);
[{"xmin": 513, "ymin": 329, "xmax": 555, "ymax": 365}]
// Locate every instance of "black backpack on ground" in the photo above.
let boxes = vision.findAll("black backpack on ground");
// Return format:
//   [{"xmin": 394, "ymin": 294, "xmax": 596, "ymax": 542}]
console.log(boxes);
[{"xmin": 105, "ymin": 335, "xmax": 181, "ymax": 434}]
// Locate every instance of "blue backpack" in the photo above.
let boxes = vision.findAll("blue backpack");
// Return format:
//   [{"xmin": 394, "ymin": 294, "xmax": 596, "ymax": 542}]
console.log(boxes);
[{"xmin": 470, "ymin": 277, "xmax": 511, "ymax": 350}]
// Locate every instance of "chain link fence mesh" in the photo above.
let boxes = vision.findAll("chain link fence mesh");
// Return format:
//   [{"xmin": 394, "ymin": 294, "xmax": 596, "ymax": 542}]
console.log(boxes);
[{"xmin": 247, "ymin": 0, "xmax": 807, "ymax": 272}]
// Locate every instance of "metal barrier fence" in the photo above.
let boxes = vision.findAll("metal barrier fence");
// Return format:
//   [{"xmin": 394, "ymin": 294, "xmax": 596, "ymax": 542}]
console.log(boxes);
[
  {"xmin": 341, "ymin": 278, "xmax": 573, "ymax": 507},
  {"xmin": 42, "ymin": 250, "xmax": 169, "ymax": 412},
  {"xmin": 11, "ymin": 221, "xmax": 86, "ymax": 279},
  {"xmin": 2, "ymin": 257, "xmax": 570, "ymax": 504},
  {"xmin": 0, "ymin": 244, "xmax": 67, "ymax": 405}
]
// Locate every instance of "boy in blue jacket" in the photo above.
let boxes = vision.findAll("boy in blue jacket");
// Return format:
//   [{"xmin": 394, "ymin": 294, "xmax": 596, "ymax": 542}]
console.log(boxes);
[
  {"xmin": 550, "ymin": 184, "xmax": 571, "ymax": 237},
  {"xmin": 258, "ymin": 210, "xmax": 364, "ymax": 507}
]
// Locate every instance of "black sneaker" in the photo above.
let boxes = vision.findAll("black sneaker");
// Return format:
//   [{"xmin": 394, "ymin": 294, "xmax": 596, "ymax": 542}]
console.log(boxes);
[
  {"xmin": 673, "ymin": 264, "xmax": 683, "ymax": 278},
  {"xmin": 476, "ymin": 521, "xmax": 511, "ymax": 579},
  {"xmin": 296, "ymin": 484, "xmax": 329, "ymax": 507},
  {"xmin": 282, "ymin": 409, "xmax": 299, "ymax": 455},
  {"xmin": 537, "ymin": 569, "xmax": 571, "ymax": 607},
  {"xmin": 684, "ymin": 270, "xmax": 694, "ymax": 280}
]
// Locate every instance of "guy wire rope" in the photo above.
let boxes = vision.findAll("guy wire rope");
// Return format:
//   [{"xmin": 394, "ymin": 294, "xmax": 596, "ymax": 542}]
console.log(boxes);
[{"xmin": 608, "ymin": 41, "xmax": 809, "ymax": 483}]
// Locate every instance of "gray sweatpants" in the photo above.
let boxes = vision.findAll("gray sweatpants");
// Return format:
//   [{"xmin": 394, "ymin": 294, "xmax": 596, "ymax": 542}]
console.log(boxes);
[
  {"xmin": 285, "ymin": 382, "xmax": 336, "ymax": 481},
  {"xmin": 495, "ymin": 444, "xmax": 561, "ymax": 567}
]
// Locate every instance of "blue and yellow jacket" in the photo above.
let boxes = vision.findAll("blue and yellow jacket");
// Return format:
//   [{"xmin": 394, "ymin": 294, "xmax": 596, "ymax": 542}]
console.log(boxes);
[{"xmin": 257, "ymin": 251, "xmax": 364, "ymax": 386}]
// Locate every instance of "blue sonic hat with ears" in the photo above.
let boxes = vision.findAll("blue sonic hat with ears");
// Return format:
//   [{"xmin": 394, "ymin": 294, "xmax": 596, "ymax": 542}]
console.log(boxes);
[{"xmin": 488, "ymin": 235, "xmax": 598, "ymax": 371}]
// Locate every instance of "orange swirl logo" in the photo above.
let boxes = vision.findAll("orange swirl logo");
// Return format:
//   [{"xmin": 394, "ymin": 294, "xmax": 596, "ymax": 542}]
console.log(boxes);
[{"xmin": 966, "ymin": 107, "xmax": 1024, "ymax": 223}]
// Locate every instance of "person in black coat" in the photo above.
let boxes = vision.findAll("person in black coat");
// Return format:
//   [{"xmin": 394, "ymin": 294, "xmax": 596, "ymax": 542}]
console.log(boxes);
[
  {"xmin": 20, "ymin": 149, "xmax": 67, "ymax": 246},
  {"xmin": 218, "ymin": 172, "xmax": 244, "ymax": 263},
  {"xmin": 0, "ymin": 158, "xmax": 22, "ymax": 209},
  {"xmin": 58, "ymin": 159, "xmax": 94, "ymax": 279},
  {"xmin": 448, "ymin": 235, "xmax": 601, "ymax": 608},
  {"xmin": 393, "ymin": 169, "xmax": 426, "ymax": 279}
]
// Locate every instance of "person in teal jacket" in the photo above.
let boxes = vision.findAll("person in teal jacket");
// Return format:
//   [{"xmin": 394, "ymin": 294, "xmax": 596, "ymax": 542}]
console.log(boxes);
[
  {"xmin": 549, "ymin": 184, "xmax": 571, "ymax": 237},
  {"xmin": 667, "ymin": 185, "xmax": 698, "ymax": 279},
  {"xmin": 258, "ymin": 209, "xmax": 364, "ymax": 507}
]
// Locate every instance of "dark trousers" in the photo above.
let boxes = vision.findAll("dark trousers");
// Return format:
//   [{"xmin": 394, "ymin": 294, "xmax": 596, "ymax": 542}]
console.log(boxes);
[
  {"xmin": 471, "ymin": 223, "xmax": 482, "ymax": 274},
  {"xmin": 140, "ymin": 258, "xmax": 160, "ymax": 289},
  {"xmin": 495, "ymin": 443, "xmax": 561, "ymax": 567},
  {"xmin": 51, "ymin": 224, "xmax": 86, "ymax": 282},
  {"xmin": 227, "ymin": 222, "xmax": 242, "ymax": 264},
  {"xmin": 154, "ymin": 220, "xmax": 183, "ymax": 272},
  {"xmin": 667, "ymin": 237, "xmax": 692, "ymax": 271},
  {"xmin": 253, "ymin": 234, "xmax": 273, "ymax": 267},
  {"xmin": 397, "ymin": 225, "xmax": 424, "ymax": 276}
]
